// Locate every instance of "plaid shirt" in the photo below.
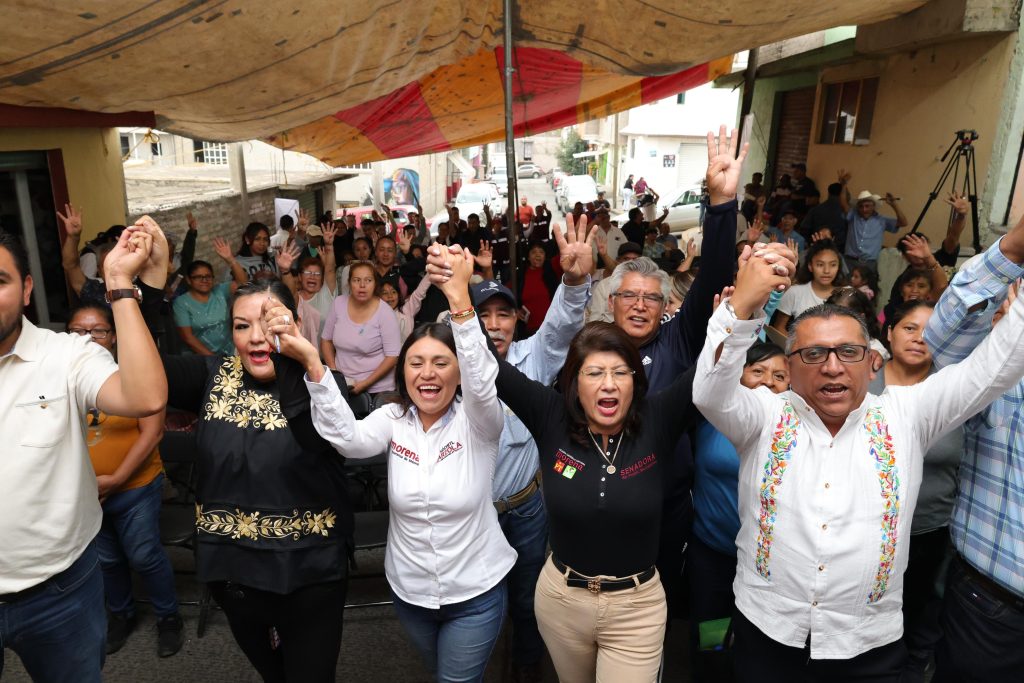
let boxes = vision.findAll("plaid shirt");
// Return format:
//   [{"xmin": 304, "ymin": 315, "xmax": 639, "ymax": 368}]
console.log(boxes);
[{"xmin": 924, "ymin": 236, "xmax": 1024, "ymax": 598}]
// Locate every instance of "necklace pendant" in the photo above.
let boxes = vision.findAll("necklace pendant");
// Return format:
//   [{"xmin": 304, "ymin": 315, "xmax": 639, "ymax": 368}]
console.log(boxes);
[{"xmin": 605, "ymin": 464, "xmax": 616, "ymax": 475}]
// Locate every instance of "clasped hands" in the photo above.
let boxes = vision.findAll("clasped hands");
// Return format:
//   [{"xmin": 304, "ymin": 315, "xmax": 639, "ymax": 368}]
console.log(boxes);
[{"xmin": 729, "ymin": 242, "xmax": 798, "ymax": 320}]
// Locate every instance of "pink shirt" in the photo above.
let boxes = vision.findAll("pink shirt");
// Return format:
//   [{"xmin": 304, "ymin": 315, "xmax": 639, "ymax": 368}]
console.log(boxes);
[{"xmin": 322, "ymin": 295, "xmax": 401, "ymax": 393}]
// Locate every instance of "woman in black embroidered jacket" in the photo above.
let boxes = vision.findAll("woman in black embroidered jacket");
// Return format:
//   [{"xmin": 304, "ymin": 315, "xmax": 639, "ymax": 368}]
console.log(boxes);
[{"xmin": 161, "ymin": 278, "xmax": 353, "ymax": 683}]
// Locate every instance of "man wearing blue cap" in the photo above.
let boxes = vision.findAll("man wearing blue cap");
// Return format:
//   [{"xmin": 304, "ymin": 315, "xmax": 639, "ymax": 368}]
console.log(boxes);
[{"xmin": 469, "ymin": 218, "xmax": 594, "ymax": 682}]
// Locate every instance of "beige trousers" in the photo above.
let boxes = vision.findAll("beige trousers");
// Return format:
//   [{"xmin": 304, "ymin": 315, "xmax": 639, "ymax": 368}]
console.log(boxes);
[{"xmin": 534, "ymin": 556, "xmax": 667, "ymax": 683}]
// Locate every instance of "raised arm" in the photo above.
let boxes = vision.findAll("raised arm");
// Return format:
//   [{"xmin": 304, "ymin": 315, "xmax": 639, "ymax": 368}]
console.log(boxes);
[
  {"xmin": 431, "ymin": 243, "xmax": 504, "ymax": 441},
  {"xmin": 884, "ymin": 193, "xmax": 908, "ymax": 229},
  {"xmin": 320, "ymin": 223, "xmax": 339, "ymax": 295},
  {"xmin": 693, "ymin": 243, "xmax": 795, "ymax": 455},
  {"xmin": 400, "ymin": 273, "xmax": 432, "ymax": 318},
  {"xmin": 57, "ymin": 203, "xmax": 87, "ymax": 296},
  {"xmin": 939, "ymin": 192, "xmax": 969, "ymax": 256},
  {"xmin": 170, "ymin": 211, "xmax": 199, "ymax": 280},
  {"xmin": 837, "ymin": 169, "xmax": 852, "ymax": 214},
  {"xmin": 902, "ymin": 233, "xmax": 949, "ymax": 300},
  {"xmin": 924, "ymin": 216, "xmax": 1024, "ymax": 367},
  {"xmin": 672, "ymin": 126, "xmax": 747, "ymax": 366},
  {"xmin": 517, "ymin": 215, "xmax": 593, "ymax": 381},
  {"xmin": 909, "ymin": 273, "xmax": 1024, "ymax": 446},
  {"xmin": 212, "ymin": 237, "xmax": 247, "ymax": 290},
  {"xmin": 94, "ymin": 219, "xmax": 169, "ymax": 417}
]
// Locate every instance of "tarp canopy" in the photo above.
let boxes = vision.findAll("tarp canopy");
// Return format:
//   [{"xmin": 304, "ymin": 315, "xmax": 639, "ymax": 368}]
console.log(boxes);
[{"xmin": 0, "ymin": 1, "xmax": 925, "ymax": 166}]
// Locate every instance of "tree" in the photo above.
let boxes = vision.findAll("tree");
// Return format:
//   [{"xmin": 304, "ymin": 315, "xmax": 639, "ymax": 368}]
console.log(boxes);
[{"xmin": 557, "ymin": 129, "xmax": 589, "ymax": 175}]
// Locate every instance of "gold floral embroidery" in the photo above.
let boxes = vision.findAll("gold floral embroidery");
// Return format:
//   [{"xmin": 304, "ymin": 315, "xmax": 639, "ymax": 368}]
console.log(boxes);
[
  {"xmin": 196, "ymin": 504, "xmax": 337, "ymax": 540},
  {"xmin": 203, "ymin": 356, "xmax": 288, "ymax": 431}
]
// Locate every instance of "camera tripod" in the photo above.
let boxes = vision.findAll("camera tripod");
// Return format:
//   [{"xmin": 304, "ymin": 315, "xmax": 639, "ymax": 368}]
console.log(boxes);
[{"xmin": 911, "ymin": 129, "xmax": 981, "ymax": 253}]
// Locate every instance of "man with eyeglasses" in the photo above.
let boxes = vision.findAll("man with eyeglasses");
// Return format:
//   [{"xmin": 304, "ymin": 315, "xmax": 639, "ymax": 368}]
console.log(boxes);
[
  {"xmin": 693, "ymin": 235, "xmax": 1024, "ymax": 681},
  {"xmin": 596, "ymin": 128, "xmax": 749, "ymax": 622}
]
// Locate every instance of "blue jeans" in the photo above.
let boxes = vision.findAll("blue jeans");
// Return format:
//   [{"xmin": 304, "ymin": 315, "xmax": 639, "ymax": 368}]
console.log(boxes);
[
  {"xmin": 0, "ymin": 540, "xmax": 106, "ymax": 682},
  {"xmin": 97, "ymin": 474, "xmax": 179, "ymax": 618},
  {"xmin": 496, "ymin": 490, "xmax": 548, "ymax": 667},
  {"xmin": 392, "ymin": 580, "xmax": 508, "ymax": 683}
]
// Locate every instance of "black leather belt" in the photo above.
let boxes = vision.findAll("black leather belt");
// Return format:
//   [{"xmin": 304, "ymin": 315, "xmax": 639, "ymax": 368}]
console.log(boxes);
[
  {"xmin": 552, "ymin": 556, "xmax": 656, "ymax": 594},
  {"xmin": 957, "ymin": 554, "xmax": 1024, "ymax": 612}
]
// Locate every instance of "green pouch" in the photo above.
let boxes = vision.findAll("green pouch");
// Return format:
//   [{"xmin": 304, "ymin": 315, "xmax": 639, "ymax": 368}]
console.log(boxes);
[{"xmin": 698, "ymin": 617, "xmax": 732, "ymax": 651}]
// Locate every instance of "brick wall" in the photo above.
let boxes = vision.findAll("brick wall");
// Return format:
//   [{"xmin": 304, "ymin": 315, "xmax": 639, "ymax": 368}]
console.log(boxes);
[
  {"xmin": 129, "ymin": 188, "xmax": 278, "ymax": 266},
  {"xmin": 771, "ymin": 87, "xmax": 816, "ymax": 187}
]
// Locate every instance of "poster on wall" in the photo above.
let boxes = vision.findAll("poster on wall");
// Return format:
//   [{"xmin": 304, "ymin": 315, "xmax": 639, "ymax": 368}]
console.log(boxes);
[
  {"xmin": 273, "ymin": 198, "xmax": 299, "ymax": 231},
  {"xmin": 384, "ymin": 168, "xmax": 420, "ymax": 206},
  {"xmin": 663, "ymin": 154, "xmax": 676, "ymax": 168}
]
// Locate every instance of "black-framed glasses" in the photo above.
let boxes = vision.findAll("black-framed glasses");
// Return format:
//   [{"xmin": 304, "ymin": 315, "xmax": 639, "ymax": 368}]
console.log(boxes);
[
  {"xmin": 611, "ymin": 291, "xmax": 665, "ymax": 306},
  {"xmin": 69, "ymin": 327, "xmax": 112, "ymax": 340},
  {"xmin": 787, "ymin": 344, "xmax": 868, "ymax": 364},
  {"xmin": 301, "ymin": 271, "xmax": 324, "ymax": 278}
]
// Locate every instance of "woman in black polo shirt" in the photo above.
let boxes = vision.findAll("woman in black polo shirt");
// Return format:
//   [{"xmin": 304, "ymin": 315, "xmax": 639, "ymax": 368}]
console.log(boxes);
[{"xmin": 493, "ymin": 321, "xmax": 699, "ymax": 683}]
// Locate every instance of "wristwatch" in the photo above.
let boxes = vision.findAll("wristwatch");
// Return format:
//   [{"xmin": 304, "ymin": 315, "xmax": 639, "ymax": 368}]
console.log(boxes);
[{"xmin": 104, "ymin": 285, "xmax": 143, "ymax": 304}]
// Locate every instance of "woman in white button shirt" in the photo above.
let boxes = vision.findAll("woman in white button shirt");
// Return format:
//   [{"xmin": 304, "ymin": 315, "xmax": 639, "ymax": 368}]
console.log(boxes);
[{"xmin": 266, "ymin": 244, "xmax": 514, "ymax": 683}]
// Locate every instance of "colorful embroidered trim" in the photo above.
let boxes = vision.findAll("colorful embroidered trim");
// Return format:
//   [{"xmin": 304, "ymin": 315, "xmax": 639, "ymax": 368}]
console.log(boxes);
[
  {"xmin": 864, "ymin": 406, "xmax": 900, "ymax": 603},
  {"xmin": 755, "ymin": 401, "xmax": 800, "ymax": 579}
]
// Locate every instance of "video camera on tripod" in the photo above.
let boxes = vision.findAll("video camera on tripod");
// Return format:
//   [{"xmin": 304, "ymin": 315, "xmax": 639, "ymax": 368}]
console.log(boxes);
[{"xmin": 912, "ymin": 129, "xmax": 981, "ymax": 253}]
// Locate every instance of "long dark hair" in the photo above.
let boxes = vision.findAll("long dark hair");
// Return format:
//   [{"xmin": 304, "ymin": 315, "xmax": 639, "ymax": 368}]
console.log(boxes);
[
  {"xmin": 827, "ymin": 287, "xmax": 882, "ymax": 341},
  {"xmin": 890, "ymin": 299, "xmax": 935, "ymax": 327},
  {"xmin": 391, "ymin": 323, "xmax": 460, "ymax": 415},
  {"xmin": 559, "ymin": 323, "xmax": 649, "ymax": 445},
  {"xmin": 797, "ymin": 239, "xmax": 845, "ymax": 286},
  {"xmin": 237, "ymin": 222, "xmax": 272, "ymax": 265},
  {"xmin": 230, "ymin": 278, "xmax": 298, "ymax": 320}
]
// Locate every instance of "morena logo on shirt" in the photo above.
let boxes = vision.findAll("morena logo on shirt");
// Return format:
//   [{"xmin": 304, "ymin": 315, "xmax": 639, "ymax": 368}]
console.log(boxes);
[
  {"xmin": 553, "ymin": 449, "xmax": 585, "ymax": 479},
  {"xmin": 437, "ymin": 440, "xmax": 463, "ymax": 463},
  {"xmin": 390, "ymin": 440, "xmax": 420, "ymax": 465}
]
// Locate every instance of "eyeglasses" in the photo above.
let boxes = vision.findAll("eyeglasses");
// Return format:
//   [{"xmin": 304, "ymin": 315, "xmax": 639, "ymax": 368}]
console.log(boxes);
[
  {"xmin": 579, "ymin": 367, "xmax": 636, "ymax": 382},
  {"xmin": 190, "ymin": 274, "xmax": 214, "ymax": 281},
  {"xmin": 301, "ymin": 271, "xmax": 323, "ymax": 278},
  {"xmin": 69, "ymin": 327, "xmax": 112, "ymax": 340},
  {"xmin": 787, "ymin": 344, "xmax": 868, "ymax": 364},
  {"xmin": 611, "ymin": 291, "xmax": 665, "ymax": 306}
]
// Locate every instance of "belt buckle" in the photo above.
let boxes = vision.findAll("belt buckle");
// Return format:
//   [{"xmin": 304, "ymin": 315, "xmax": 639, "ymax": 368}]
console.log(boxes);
[{"xmin": 587, "ymin": 578, "xmax": 601, "ymax": 594}]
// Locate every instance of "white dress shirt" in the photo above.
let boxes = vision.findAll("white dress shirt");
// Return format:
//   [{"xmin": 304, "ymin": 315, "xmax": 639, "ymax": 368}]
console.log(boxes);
[
  {"xmin": 693, "ymin": 298, "xmax": 1024, "ymax": 659},
  {"xmin": 306, "ymin": 317, "xmax": 516, "ymax": 608},
  {"xmin": 1, "ymin": 318, "xmax": 118, "ymax": 592}
]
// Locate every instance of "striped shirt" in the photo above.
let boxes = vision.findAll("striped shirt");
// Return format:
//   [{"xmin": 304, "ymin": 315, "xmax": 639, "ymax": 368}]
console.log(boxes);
[{"xmin": 923, "ymin": 236, "xmax": 1024, "ymax": 599}]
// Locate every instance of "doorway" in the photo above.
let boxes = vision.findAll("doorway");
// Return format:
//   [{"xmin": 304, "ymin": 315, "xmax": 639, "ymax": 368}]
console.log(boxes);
[{"xmin": 0, "ymin": 151, "xmax": 70, "ymax": 327}]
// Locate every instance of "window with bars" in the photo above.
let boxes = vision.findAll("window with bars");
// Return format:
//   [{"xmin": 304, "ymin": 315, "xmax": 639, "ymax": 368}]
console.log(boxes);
[
  {"xmin": 202, "ymin": 141, "xmax": 228, "ymax": 165},
  {"xmin": 818, "ymin": 77, "xmax": 879, "ymax": 145}
]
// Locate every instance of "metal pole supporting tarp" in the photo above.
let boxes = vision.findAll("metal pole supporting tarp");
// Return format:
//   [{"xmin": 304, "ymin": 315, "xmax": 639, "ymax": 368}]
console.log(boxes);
[{"xmin": 503, "ymin": 0, "xmax": 519, "ymax": 292}]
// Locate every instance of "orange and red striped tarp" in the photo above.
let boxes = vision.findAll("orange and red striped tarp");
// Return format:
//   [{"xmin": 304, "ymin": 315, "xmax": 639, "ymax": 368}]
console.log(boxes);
[
  {"xmin": 0, "ymin": 1, "xmax": 927, "ymax": 166},
  {"xmin": 268, "ymin": 48, "xmax": 735, "ymax": 165}
]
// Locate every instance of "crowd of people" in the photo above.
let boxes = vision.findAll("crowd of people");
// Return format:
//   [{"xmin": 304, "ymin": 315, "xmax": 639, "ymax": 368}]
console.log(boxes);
[{"xmin": 1, "ymin": 123, "xmax": 1022, "ymax": 683}]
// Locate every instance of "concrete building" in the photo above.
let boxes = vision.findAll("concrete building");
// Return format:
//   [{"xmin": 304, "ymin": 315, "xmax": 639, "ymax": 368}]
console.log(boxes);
[
  {"xmin": 719, "ymin": 0, "xmax": 1024, "ymax": 250},
  {"xmin": 619, "ymin": 84, "xmax": 742, "ymax": 197}
]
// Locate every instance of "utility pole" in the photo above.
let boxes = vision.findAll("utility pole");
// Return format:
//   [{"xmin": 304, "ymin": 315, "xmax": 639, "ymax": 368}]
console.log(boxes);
[
  {"xmin": 228, "ymin": 143, "xmax": 249, "ymax": 219},
  {"xmin": 611, "ymin": 113, "xmax": 621, "ymax": 208},
  {"xmin": 502, "ymin": 0, "xmax": 520, "ymax": 291}
]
